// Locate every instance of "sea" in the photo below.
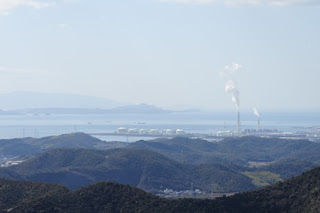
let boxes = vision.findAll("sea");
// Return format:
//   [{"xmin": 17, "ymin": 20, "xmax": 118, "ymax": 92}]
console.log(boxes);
[{"xmin": 0, "ymin": 111, "xmax": 319, "ymax": 142}]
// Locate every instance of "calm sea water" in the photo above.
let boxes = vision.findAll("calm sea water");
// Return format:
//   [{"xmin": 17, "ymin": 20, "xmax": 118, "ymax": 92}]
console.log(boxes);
[{"xmin": 0, "ymin": 111, "xmax": 319, "ymax": 142}]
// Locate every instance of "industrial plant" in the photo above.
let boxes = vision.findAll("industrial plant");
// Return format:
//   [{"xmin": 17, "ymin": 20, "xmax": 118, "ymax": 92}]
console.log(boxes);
[{"xmin": 115, "ymin": 127, "xmax": 187, "ymax": 137}]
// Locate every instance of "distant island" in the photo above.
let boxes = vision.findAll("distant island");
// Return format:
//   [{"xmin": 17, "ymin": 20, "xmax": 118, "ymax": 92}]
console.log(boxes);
[
  {"xmin": 0, "ymin": 92, "xmax": 176, "ymax": 114},
  {"xmin": 0, "ymin": 105, "xmax": 170, "ymax": 115}
]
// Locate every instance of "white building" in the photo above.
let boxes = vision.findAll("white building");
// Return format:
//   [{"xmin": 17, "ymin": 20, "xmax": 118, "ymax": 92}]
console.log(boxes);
[
  {"xmin": 176, "ymin": 129, "xmax": 186, "ymax": 135},
  {"xmin": 117, "ymin": 127, "xmax": 128, "ymax": 134}
]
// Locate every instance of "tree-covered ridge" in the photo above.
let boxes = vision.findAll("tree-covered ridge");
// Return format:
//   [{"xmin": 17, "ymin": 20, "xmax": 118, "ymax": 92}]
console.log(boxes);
[
  {"xmin": 1, "ymin": 133, "xmax": 320, "ymax": 193},
  {"xmin": 133, "ymin": 136, "xmax": 320, "ymax": 165},
  {"xmin": 0, "ymin": 133, "xmax": 127, "ymax": 156},
  {"xmin": 132, "ymin": 136, "xmax": 320, "ymax": 179},
  {"xmin": 0, "ymin": 148, "xmax": 255, "ymax": 192},
  {"xmin": 2, "ymin": 166, "xmax": 320, "ymax": 212},
  {"xmin": 221, "ymin": 165, "xmax": 320, "ymax": 212},
  {"xmin": 3, "ymin": 133, "xmax": 320, "ymax": 168},
  {"xmin": 0, "ymin": 178, "xmax": 68, "ymax": 211}
]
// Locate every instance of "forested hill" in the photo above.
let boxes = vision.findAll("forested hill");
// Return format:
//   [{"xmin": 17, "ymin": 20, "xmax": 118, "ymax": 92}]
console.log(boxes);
[
  {"xmin": 132, "ymin": 136, "xmax": 320, "ymax": 165},
  {"xmin": 0, "ymin": 133, "xmax": 127, "ymax": 156},
  {"xmin": 3, "ymin": 133, "xmax": 320, "ymax": 172},
  {"xmin": 2, "ymin": 134, "xmax": 320, "ymax": 192},
  {"xmin": 217, "ymin": 165, "xmax": 320, "ymax": 212},
  {"xmin": 131, "ymin": 136, "xmax": 320, "ymax": 180},
  {"xmin": 0, "ymin": 178, "xmax": 69, "ymax": 211},
  {"xmin": 1, "ymin": 166, "xmax": 320, "ymax": 212},
  {"xmin": 0, "ymin": 148, "xmax": 254, "ymax": 192}
]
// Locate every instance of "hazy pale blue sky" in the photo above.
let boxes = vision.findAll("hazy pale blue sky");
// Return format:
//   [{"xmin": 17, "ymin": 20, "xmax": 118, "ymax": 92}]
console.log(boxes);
[{"xmin": 0, "ymin": 0, "xmax": 319, "ymax": 110}]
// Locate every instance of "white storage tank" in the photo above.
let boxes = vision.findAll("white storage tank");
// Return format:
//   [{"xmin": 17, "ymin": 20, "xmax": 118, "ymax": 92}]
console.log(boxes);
[
  {"xmin": 149, "ymin": 129, "xmax": 161, "ymax": 135},
  {"xmin": 176, "ymin": 129, "xmax": 186, "ymax": 135},
  {"xmin": 117, "ymin": 127, "xmax": 128, "ymax": 134},
  {"xmin": 128, "ymin": 128, "xmax": 139, "ymax": 134}
]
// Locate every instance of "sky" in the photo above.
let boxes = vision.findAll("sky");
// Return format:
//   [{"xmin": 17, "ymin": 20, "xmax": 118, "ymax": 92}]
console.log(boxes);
[{"xmin": 0, "ymin": 0, "xmax": 319, "ymax": 111}]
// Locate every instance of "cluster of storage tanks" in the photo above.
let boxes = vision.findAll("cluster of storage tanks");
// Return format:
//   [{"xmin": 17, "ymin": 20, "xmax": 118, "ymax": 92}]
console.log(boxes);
[{"xmin": 116, "ymin": 127, "xmax": 186, "ymax": 136}]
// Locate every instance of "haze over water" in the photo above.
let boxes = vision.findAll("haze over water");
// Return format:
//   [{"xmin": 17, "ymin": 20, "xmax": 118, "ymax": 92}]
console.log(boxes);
[{"xmin": 1, "ymin": 111, "xmax": 319, "ymax": 141}]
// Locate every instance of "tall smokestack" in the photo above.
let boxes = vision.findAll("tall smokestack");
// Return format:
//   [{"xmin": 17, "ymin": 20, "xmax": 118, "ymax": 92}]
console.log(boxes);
[
  {"xmin": 253, "ymin": 107, "xmax": 261, "ymax": 131},
  {"xmin": 237, "ymin": 110, "xmax": 241, "ymax": 135},
  {"xmin": 221, "ymin": 62, "xmax": 242, "ymax": 136}
]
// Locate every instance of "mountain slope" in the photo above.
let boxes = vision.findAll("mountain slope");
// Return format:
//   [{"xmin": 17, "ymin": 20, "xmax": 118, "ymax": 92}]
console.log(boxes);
[
  {"xmin": 4, "ymin": 166, "xmax": 320, "ymax": 213},
  {"xmin": 0, "ymin": 178, "xmax": 68, "ymax": 211},
  {"xmin": 257, "ymin": 158, "xmax": 316, "ymax": 179},
  {"xmin": 132, "ymin": 136, "xmax": 320, "ymax": 165},
  {"xmin": 10, "ymin": 181, "xmax": 168, "ymax": 213},
  {"xmin": 2, "ymin": 134, "xmax": 320, "ymax": 191},
  {"xmin": 0, "ymin": 133, "xmax": 127, "ymax": 156},
  {"xmin": 0, "ymin": 148, "xmax": 255, "ymax": 192},
  {"xmin": 220, "ymin": 166, "xmax": 320, "ymax": 212}
]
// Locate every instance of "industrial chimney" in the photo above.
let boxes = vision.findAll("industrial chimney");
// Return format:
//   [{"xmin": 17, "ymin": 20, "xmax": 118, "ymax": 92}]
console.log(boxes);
[{"xmin": 253, "ymin": 107, "xmax": 261, "ymax": 131}]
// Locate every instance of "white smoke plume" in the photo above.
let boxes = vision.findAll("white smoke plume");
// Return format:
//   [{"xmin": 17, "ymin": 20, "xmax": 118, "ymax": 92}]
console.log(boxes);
[
  {"xmin": 221, "ymin": 62, "xmax": 242, "ymax": 109},
  {"xmin": 253, "ymin": 107, "xmax": 260, "ymax": 118}
]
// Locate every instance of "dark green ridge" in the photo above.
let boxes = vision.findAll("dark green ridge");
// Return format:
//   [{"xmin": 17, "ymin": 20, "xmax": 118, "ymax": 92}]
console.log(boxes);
[{"xmin": 2, "ymin": 166, "xmax": 320, "ymax": 212}]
